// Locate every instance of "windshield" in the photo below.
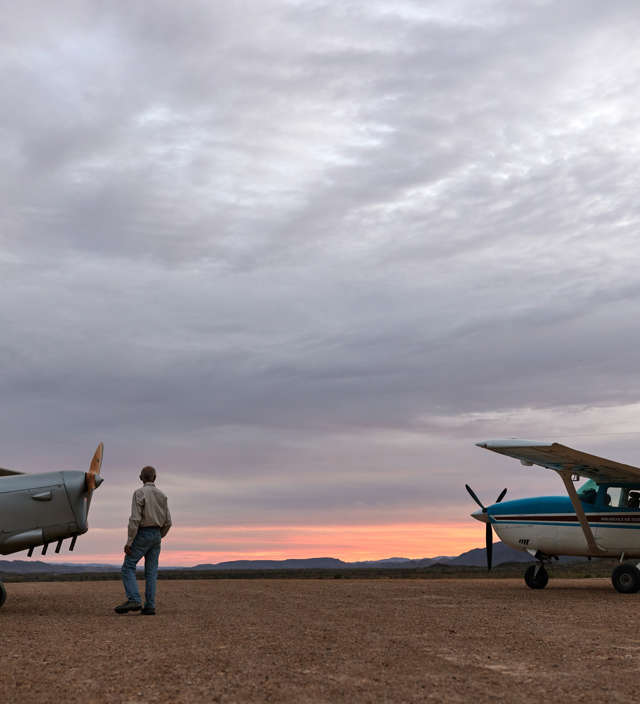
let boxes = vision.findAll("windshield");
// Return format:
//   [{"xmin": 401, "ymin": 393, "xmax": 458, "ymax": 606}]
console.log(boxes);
[
  {"xmin": 578, "ymin": 479, "xmax": 597, "ymax": 496},
  {"xmin": 578, "ymin": 479, "xmax": 597, "ymax": 504}
]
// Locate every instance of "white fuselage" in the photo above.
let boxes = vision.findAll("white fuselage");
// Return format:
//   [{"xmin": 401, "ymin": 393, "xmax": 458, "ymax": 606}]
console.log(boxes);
[{"xmin": 492, "ymin": 513, "xmax": 640, "ymax": 558}]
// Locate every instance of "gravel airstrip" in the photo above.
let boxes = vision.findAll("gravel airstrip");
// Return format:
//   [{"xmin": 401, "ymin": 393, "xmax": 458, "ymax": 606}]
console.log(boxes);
[{"xmin": 0, "ymin": 578, "xmax": 634, "ymax": 702}]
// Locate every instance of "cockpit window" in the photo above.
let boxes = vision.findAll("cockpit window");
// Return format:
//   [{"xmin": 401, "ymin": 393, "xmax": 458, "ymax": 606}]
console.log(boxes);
[
  {"xmin": 577, "ymin": 481, "xmax": 638, "ymax": 508},
  {"xmin": 606, "ymin": 486, "xmax": 623, "ymax": 508},
  {"xmin": 599, "ymin": 486, "xmax": 634, "ymax": 509}
]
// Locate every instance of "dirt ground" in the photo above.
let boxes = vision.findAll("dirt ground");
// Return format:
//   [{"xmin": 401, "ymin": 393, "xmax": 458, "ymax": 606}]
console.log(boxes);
[{"xmin": 0, "ymin": 577, "xmax": 636, "ymax": 703}]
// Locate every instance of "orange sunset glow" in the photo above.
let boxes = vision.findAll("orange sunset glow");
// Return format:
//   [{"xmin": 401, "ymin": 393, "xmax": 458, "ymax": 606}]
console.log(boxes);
[{"xmin": 42, "ymin": 522, "xmax": 484, "ymax": 566}]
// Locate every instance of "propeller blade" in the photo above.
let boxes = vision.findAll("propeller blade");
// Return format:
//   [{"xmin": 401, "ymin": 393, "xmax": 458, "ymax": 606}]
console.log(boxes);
[
  {"xmin": 465, "ymin": 484, "xmax": 485, "ymax": 510},
  {"xmin": 85, "ymin": 442, "xmax": 104, "ymax": 516},
  {"xmin": 486, "ymin": 522, "xmax": 493, "ymax": 571},
  {"xmin": 496, "ymin": 488, "xmax": 507, "ymax": 503},
  {"xmin": 86, "ymin": 442, "xmax": 104, "ymax": 492}
]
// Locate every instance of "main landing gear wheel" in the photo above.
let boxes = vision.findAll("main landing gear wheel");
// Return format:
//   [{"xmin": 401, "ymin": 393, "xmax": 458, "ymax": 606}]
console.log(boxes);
[
  {"xmin": 0, "ymin": 582, "xmax": 6, "ymax": 608},
  {"xmin": 611, "ymin": 564, "xmax": 640, "ymax": 594},
  {"xmin": 524, "ymin": 565, "xmax": 549, "ymax": 590}
]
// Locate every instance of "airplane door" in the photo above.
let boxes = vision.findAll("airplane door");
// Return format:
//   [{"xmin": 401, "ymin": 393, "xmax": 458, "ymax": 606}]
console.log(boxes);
[
  {"xmin": 593, "ymin": 523, "xmax": 640, "ymax": 553},
  {"xmin": 593, "ymin": 487, "xmax": 640, "ymax": 554}
]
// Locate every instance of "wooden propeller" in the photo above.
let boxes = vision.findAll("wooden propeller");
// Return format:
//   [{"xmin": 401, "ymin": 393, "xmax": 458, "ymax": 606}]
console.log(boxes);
[{"xmin": 86, "ymin": 442, "xmax": 104, "ymax": 492}]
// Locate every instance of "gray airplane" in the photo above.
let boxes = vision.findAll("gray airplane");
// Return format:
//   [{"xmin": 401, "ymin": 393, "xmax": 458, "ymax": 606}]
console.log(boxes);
[{"xmin": 0, "ymin": 443, "xmax": 104, "ymax": 607}]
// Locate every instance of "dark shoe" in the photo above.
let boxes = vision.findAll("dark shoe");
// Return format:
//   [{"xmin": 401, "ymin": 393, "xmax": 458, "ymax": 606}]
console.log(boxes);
[
  {"xmin": 141, "ymin": 606, "xmax": 156, "ymax": 615},
  {"xmin": 114, "ymin": 600, "xmax": 142, "ymax": 614}
]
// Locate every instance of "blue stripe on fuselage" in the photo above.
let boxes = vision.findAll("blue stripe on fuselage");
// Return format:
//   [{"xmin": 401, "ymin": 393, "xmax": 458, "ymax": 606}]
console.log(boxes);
[
  {"xmin": 487, "ymin": 496, "xmax": 640, "ymax": 529},
  {"xmin": 489, "ymin": 496, "xmax": 578, "ymax": 515},
  {"xmin": 490, "ymin": 519, "xmax": 640, "ymax": 529}
]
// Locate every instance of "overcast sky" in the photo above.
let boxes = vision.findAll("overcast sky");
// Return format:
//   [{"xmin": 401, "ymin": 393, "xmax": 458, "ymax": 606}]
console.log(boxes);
[{"xmin": 3, "ymin": 0, "xmax": 640, "ymax": 564}]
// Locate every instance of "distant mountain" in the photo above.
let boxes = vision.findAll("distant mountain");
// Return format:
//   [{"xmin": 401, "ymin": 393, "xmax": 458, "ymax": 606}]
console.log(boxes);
[
  {"xmin": 190, "ymin": 543, "xmax": 531, "ymax": 571},
  {"xmin": 191, "ymin": 557, "xmax": 348, "ymax": 570},
  {"xmin": 0, "ymin": 560, "xmax": 118, "ymax": 574},
  {"xmin": 0, "ymin": 542, "xmax": 538, "ymax": 575},
  {"xmin": 442, "ymin": 542, "xmax": 534, "ymax": 567}
]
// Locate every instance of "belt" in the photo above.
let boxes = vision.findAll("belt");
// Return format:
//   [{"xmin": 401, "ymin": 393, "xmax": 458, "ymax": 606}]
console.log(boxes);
[{"xmin": 140, "ymin": 525, "xmax": 162, "ymax": 529}]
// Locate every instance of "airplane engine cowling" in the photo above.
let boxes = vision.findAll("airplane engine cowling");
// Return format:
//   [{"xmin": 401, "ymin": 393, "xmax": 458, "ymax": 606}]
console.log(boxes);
[
  {"xmin": 2, "ymin": 528, "xmax": 44, "ymax": 553},
  {"xmin": 0, "ymin": 470, "xmax": 99, "ymax": 556}
]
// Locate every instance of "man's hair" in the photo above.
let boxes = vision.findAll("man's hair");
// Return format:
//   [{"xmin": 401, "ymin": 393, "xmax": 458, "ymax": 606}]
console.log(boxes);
[{"xmin": 140, "ymin": 465, "xmax": 157, "ymax": 483}]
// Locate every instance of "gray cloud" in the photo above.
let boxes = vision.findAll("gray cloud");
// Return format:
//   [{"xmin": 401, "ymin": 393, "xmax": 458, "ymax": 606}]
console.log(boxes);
[{"xmin": 2, "ymin": 1, "xmax": 640, "ymax": 560}]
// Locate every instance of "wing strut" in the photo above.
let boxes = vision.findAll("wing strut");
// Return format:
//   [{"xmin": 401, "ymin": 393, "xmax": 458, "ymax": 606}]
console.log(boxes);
[{"xmin": 556, "ymin": 470, "xmax": 608, "ymax": 556}]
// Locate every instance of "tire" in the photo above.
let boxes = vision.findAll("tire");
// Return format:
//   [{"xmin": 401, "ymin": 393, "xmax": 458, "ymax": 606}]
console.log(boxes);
[
  {"xmin": 524, "ymin": 565, "xmax": 549, "ymax": 590},
  {"xmin": 611, "ymin": 564, "xmax": 640, "ymax": 594},
  {"xmin": 0, "ymin": 582, "xmax": 5, "ymax": 608}
]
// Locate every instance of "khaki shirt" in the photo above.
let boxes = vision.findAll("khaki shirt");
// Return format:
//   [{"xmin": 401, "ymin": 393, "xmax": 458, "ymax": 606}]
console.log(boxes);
[{"xmin": 127, "ymin": 482, "xmax": 172, "ymax": 546}]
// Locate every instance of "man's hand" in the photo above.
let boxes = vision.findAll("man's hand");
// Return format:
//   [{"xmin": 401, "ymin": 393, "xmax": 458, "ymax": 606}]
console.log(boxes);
[{"xmin": 124, "ymin": 544, "xmax": 132, "ymax": 555}]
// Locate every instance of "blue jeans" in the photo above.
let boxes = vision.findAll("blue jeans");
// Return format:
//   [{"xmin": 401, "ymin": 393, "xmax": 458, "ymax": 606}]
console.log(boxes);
[{"xmin": 121, "ymin": 527, "xmax": 162, "ymax": 608}]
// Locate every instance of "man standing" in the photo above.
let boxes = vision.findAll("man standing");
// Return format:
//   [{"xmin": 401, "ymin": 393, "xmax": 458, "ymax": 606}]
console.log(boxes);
[{"xmin": 115, "ymin": 465, "xmax": 172, "ymax": 615}]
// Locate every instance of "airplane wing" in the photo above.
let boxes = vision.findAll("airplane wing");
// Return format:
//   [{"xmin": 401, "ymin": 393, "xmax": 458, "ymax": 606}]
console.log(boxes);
[
  {"xmin": 477, "ymin": 439, "xmax": 640, "ymax": 484},
  {"xmin": 0, "ymin": 467, "xmax": 24, "ymax": 477}
]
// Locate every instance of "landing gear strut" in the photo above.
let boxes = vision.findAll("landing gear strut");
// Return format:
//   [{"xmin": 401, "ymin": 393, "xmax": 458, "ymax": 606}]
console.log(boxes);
[
  {"xmin": 611, "ymin": 563, "xmax": 640, "ymax": 594},
  {"xmin": 524, "ymin": 564, "xmax": 549, "ymax": 589},
  {"xmin": 0, "ymin": 581, "xmax": 6, "ymax": 608}
]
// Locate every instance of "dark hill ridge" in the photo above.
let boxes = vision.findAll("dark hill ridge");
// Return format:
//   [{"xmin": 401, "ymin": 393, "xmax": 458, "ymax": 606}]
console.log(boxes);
[
  {"xmin": 0, "ymin": 542, "xmax": 536, "ymax": 575},
  {"xmin": 191, "ymin": 542, "xmax": 533, "ymax": 570},
  {"xmin": 0, "ymin": 560, "xmax": 117, "ymax": 574},
  {"xmin": 192, "ymin": 557, "xmax": 348, "ymax": 570},
  {"xmin": 444, "ymin": 541, "xmax": 534, "ymax": 567}
]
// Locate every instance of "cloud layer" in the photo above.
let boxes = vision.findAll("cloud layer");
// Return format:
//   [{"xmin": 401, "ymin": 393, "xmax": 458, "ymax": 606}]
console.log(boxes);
[{"xmin": 3, "ymin": 1, "xmax": 640, "ymax": 562}]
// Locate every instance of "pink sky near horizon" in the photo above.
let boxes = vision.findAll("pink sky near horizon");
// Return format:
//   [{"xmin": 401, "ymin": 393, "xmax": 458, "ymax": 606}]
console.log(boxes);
[{"xmin": 34, "ymin": 521, "xmax": 484, "ymax": 566}]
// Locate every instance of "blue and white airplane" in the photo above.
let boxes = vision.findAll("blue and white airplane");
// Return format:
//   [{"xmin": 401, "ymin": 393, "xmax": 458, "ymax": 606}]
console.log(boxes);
[{"xmin": 469, "ymin": 439, "xmax": 640, "ymax": 593}]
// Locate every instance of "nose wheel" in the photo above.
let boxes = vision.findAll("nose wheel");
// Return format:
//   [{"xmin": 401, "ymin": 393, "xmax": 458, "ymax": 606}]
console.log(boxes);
[
  {"xmin": 0, "ymin": 581, "xmax": 6, "ymax": 608},
  {"xmin": 524, "ymin": 564, "xmax": 549, "ymax": 589}
]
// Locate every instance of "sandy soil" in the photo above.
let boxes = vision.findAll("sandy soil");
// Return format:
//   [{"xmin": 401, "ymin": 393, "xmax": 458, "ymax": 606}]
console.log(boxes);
[{"xmin": 0, "ymin": 577, "xmax": 636, "ymax": 703}]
